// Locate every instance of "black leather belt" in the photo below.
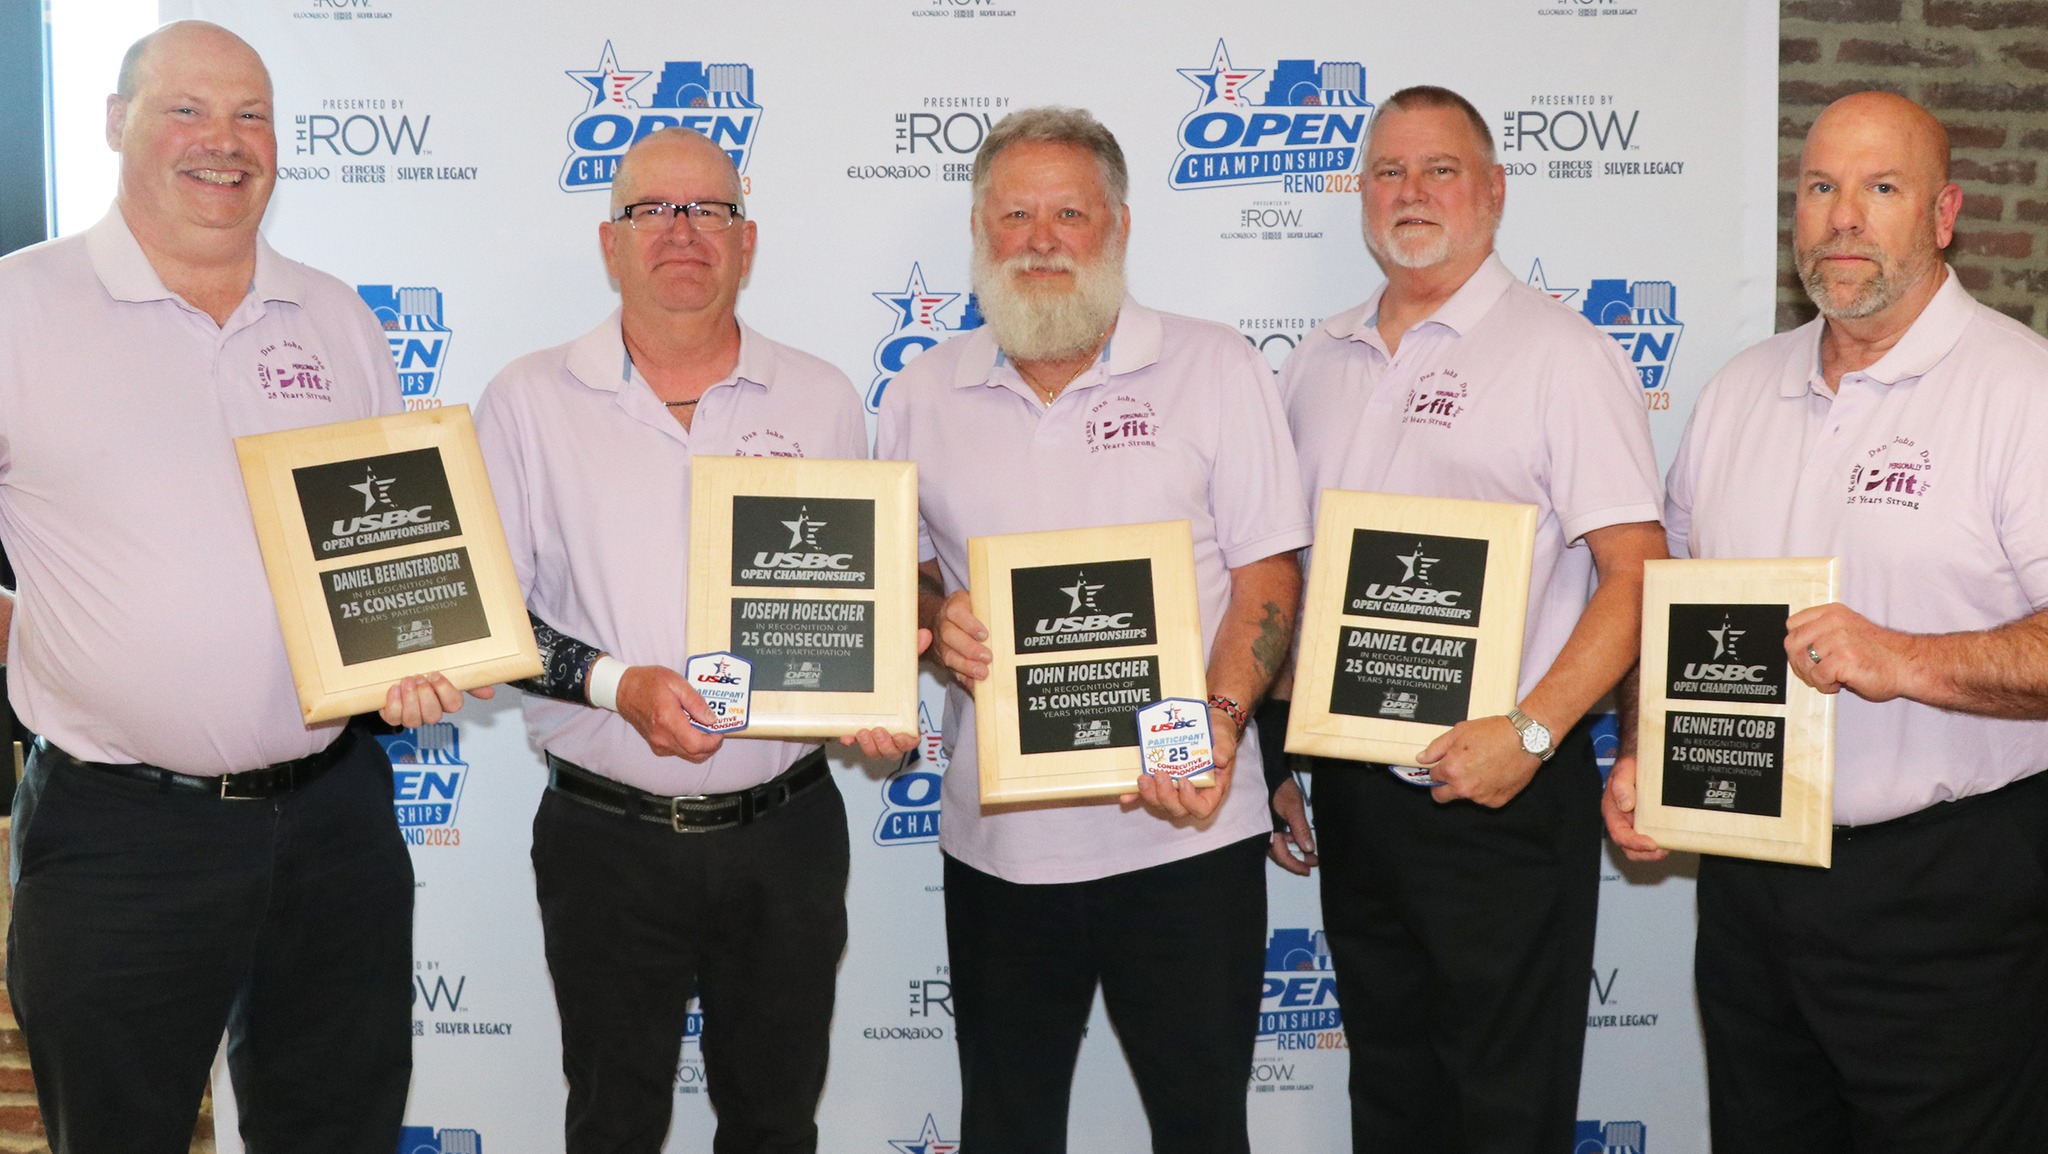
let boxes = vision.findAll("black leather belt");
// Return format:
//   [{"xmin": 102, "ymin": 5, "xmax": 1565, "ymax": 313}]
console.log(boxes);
[
  {"xmin": 545, "ymin": 747, "xmax": 829, "ymax": 833},
  {"xmin": 1834, "ymin": 767, "xmax": 2048, "ymax": 842},
  {"xmin": 34, "ymin": 727, "xmax": 358, "ymax": 801}
]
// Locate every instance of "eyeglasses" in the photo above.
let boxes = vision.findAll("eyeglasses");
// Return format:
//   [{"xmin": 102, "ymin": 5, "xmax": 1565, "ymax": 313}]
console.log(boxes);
[{"xmin": 613, "ymin": 201, "xmax": 744, "ymax": 232}]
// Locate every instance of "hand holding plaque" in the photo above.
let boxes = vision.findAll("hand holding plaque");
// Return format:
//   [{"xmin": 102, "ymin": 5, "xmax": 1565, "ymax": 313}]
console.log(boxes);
[
  {"xmin": 235, "ymin": 406, "xmax": 540, "ymax": 722},
  {"xmin": 1286, "ymin": 491, "xmax": 1537, "ymax": 768}
]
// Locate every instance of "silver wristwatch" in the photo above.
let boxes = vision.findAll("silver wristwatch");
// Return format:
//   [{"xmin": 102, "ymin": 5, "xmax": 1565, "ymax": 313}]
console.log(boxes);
[{"xmin": 1506, "ymin": 706, "xmax": 1555, "ymax": 762}]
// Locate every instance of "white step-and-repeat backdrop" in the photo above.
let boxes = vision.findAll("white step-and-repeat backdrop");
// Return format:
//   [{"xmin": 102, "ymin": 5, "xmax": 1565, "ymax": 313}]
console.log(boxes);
[{"xmin": 178, "ymin": 1, "xmax": 1781, "ymax": 1149}]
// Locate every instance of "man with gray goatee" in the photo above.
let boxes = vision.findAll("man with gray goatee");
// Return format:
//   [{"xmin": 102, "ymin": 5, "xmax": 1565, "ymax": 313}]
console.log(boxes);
[{"xmin": 877, "ymin": 107, "xmax": 1310, "ymax": 1153}]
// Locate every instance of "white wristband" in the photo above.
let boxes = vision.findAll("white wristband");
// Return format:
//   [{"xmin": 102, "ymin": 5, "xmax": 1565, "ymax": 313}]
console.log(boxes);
[{"xmin": 587, "ymin": 656, "xmax": 628, "ymax": 713}]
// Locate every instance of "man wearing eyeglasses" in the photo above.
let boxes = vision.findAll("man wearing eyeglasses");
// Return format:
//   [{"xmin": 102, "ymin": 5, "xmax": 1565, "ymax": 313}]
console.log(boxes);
[{"xmin": 473, "ymin": 127, "xmax": 884, "ymax": 1153}]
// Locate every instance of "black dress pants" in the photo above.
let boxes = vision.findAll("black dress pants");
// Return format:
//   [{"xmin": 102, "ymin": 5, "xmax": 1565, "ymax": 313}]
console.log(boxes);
[
  {"xmin": 6, "ymin": 732, "xmax": 413, "ymax": 1154},
  {"xmin": 532, "ymin": 771, "xmax": 850, "ymax": 1154},
  {"xmin": 943, "ymin": 835, "xmax": 1269, "ymax": 1154},
  {"xmin": 1310, "ymin": 721, "xmax": 1601, "ymax": 1154},
  {"xmin": 1696, "ymin": 770, "xmax": 2048, "ymax": 1154}
]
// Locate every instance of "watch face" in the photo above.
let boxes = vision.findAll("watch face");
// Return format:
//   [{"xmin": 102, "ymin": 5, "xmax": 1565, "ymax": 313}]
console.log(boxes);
[{"xmin": 1521, "ymin": 723, "xmax": 1551, "ymax": 754}]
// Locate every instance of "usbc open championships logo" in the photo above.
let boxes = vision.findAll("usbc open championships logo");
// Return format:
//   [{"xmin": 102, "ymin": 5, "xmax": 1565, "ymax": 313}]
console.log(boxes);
[
  {"xmin": 1169, "ymin": 40, "xmax": 1373, "ymax": 191},
  {"xmin": 1526, "ymin": 260, "xmax": 1683, "ymax": 403},
  {"xmin": 357, "ymin": 285, "xmax": 452, "ymax": 408},
  {"xmin": 561, "ymin": 42, "xmax": 763, "ymax": 192},
  {"xmin": 868, "ymin": 263, "xmax": 982, "ymax": 414}
]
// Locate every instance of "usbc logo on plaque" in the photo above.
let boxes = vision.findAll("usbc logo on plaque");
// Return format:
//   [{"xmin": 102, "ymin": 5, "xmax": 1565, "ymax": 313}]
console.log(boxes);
[
  {"xmin": 377, "ymin": 721, "xmax": 468, "ymax": 847},
  {"xmin": 1664, "ymin": 603, "xmax": 1787, "ymax": 704},
  {"xmin": 1169, "ymin": 40, "xmax": 1372, "ymax": 191},
  {"xmin": 561, "ymin": 42, "xmax": 763, "ymax": 191},
  {"xmin": 358, "ymin": 285, "xmax": 453, "ymax": 408},
  {"xmin": 1009, "ymin": 559, "xmax": 1157, "ymax": 653},
  {"xmin": 399, "ymin": 1127, "xmax": 483, "ymax": 1154},
  {"xmin": 869, "ymin": 263, "xmax": 982, "ymax": 414},
  {"xmin": 294, "ymin": 448, "xmax": 462, "ymax": 559},
  {"xmin": 1526, "ymin": 261, "xmax": 1684, "ymax": 403}
]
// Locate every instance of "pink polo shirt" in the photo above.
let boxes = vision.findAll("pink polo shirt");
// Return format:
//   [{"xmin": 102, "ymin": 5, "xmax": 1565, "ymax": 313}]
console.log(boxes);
[
  {"xmin": 0, "ymin": 209, "xmax": 401, "ymax": 773},
  {"xmin": 874, "ymin": 298, "xmax": 1311, "ymax": 884},
  {"xmin": 1279, "ymin": 253, "xmax": 1663, "ymax": 708},
  {"xmin": 475, "ymin": 311, "xmax": 868, "ymax": 796},
  {"xmin": 1666, "ymin": 269, "xmax": 2048, "ymax": 825}
]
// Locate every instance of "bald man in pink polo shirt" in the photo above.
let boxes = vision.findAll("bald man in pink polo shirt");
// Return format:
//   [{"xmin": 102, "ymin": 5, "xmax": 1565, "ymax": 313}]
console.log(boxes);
[
  {"xmin": 1606, "ymin": 93, "xmax": 2048, "ymax": 1152},
  {"xmin": 877, "ymin": 107, "xmax": 1308, "ymax": 1154},
  {"xmin": 1275, "ymin": 85, "xmax": 1666, "ymax": 1153},
  {"xmin": 475, "ymin": 127, "xmax": 879, "ymax": 1154},
  {"xmin": 0, "ymin": 21, "xmax": 476, "ymax": 1154}
]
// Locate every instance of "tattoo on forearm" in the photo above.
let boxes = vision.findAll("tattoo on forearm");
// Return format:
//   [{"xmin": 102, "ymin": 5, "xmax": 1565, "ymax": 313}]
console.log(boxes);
[{"xmin": 1252, "ymin": 601, "xmax": 1291, "ymax": 683}]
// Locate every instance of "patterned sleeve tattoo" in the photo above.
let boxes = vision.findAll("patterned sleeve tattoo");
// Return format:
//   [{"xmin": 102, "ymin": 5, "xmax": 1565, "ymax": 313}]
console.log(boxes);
[{"xmin": 512, "ymin": 611, "xmax": 603, "ymax": 703}]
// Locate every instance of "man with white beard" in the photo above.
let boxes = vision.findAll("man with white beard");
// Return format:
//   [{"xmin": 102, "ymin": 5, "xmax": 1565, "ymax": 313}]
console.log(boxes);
[
  {"xmin": 875, "ymin": 107, "xmax": 1310, "ymax": 1154},
  {"xmin": 1274, "ymin": 86, "xmax": 1666, "ymax": 1152}
]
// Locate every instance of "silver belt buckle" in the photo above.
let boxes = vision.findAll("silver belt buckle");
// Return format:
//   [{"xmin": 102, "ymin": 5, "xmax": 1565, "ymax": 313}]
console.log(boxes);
[
  {"xmin": 219, "ymin": 772, "xmax": 269, "ymax": 801},
  {"xmin": 669, "ymin": 794, "xmax": 711, "ymax": 833}
]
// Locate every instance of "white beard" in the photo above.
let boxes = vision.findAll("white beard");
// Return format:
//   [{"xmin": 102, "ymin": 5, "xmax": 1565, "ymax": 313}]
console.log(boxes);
[{"xmin": 971, "ymin": 233, "xmax": 1128, "ymax": 362}]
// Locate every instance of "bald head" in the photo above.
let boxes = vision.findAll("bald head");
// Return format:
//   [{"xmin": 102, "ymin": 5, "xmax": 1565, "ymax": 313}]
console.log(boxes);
[
  {"xmin": 117, "ymin": 21, "xmax": 269, "ymax": 103},
  {"xmin": 608, "ymin": 128, "xmax": 745, "ymax": 218},
  {"xmin": 1804, "ymin": 91, "xmax": 1949, "ymax": 186}
]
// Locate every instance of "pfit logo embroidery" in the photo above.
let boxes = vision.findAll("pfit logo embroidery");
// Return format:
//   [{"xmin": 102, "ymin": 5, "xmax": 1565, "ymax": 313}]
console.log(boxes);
[
  {"xmin": 1403, "ymin": 369, "xmax": 1469, "ymax": 429},
  {"xmin": 1846, "ymin": 436, "xmax": 1934, "ymax": 511},
  {"xmin": 1527, "ymin": 260, "xmax": 1684, "ymax": 402},
  {"xmin": 869, "ymin": 263, "xmax": 982, "ymax": 413},
  {"xmin": 1169, "ymin": 41, "xmax": 1372, "ymax": 190},
  {"xmin": 1085, "ymin": 393, "xmax": 1161, "ymax": 453},
  {"xmin": 561, "ymin": 42, "xmax": 763, "ymax": 191},
  {"xmin": 358, "ymin": 285, "xmax": 452, "ymax": 408}
]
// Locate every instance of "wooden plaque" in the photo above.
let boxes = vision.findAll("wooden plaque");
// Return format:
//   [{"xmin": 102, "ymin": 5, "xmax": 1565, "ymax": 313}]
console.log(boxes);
[
  {"xmin": 968, "ymin": 521, "xmax": 1207, "ymax": 804},
  {"xmin": 1286, "ymin": 491, "xmax": 1537, "ymax": 766},
  {"xmin": 1635, "ymin": 557, "xmax": 1838, "ymax": 868},
  {"xmin": 686, "ymin": 456, "xmax": 919, "ymax": 738},
  {"xmin": 236, "ymin": 406, "xmax": 540, "ymax": 723}
]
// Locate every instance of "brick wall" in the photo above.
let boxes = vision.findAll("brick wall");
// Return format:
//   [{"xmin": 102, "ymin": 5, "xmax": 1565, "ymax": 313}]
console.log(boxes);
[{"xmin": 1780, "ymin": 0, "xmax": 2048, "ymax": 334}]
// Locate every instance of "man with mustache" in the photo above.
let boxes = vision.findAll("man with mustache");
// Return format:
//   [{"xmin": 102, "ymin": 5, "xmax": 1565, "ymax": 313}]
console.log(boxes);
[
  {"xmin": 875, "ymin": 106, "xmax": 1309, "ymax": 1153},
  {"xmin": 1273, "ymin": 86, "xmax": 1665, "ymax": 1152},
  {"xmin": 1606, "ymin": 92, "xmax": 2048, "ymax": 1151},
  {"xmin": 0, "ymin": 20, "xmax": 477, "ymax": 1153},
  {"xmin": 474, "ymin": 126, "xmax": 880, "ymax": 1153}
]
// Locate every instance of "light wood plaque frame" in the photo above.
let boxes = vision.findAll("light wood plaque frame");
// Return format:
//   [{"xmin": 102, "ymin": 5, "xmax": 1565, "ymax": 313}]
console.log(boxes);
[
  {"xmin": 686, "ymin": 456, "xmax": 919, "ymax": 739},
  {"xmin": 1635, "ymin": 557, "xmax": 1838, "ymax": 868},
  {"xmin": 1286, "ymin": 491, "xmax": 1537, "ymax": 766},
  {"xmin": 236, "ymin": 406, "xmax": 540, "ymax": 723},
  {"xmin": 968, "ymin": 521, "xmax": 1206, "ymax": 804}
]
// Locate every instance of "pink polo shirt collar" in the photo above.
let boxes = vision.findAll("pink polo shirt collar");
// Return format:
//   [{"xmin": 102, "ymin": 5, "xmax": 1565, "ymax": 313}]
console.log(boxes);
[
  {"xmin": 948, "ymin": 296, "xmax": 1163, "ymax": 393},
  {"xmin": 1325, "ymin": 252, "xmax": 1518, "ymax": 349},
  {"xmin": 86, "ymin": 206, "xmax": 311, "ymax": 310},
  {"xmin": 1787, "ymin": 266, "xmax": 1973, "ymax": 399}
]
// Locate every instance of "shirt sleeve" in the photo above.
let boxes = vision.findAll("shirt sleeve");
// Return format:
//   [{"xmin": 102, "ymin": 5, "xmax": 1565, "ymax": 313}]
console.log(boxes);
[
  {"xmin": 1209, "ymin": 336, "xmax": 1312, "ymax": 569},
  {"xmin": 1540, "ymin": 331, "xmax": 1665, "ymax": 546},
  {"xmin": 1995, "ymin": 374, "xmax": 2048, "ymax": 610}
]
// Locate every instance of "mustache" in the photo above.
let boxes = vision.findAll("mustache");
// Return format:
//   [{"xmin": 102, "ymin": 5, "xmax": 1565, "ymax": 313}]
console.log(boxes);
[
  {"xmin": 182, "ymin": 149, "xmax": 265, "ymax": 171},
  {"xmin": 1800, "ymin": 237, "xmax": 1887, "ymax": 264},
  {"xmin": 997, "ymin": 253, "xmax": 1083, "ymax": 276}
]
